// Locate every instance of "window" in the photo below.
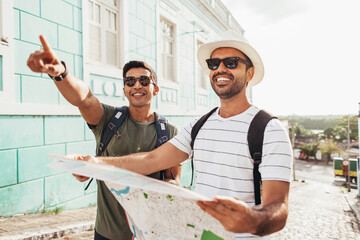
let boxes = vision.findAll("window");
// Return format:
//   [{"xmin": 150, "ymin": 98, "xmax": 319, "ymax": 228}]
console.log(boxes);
[
  {"xmin": 160, "ymin": 18, "xmax": 175, "ymax": 82},
  {"xmin": 197, "ymin": 40, "xmax": 208, "ymax": 89},
  {"xmin": 88, "ymin": 0, "xmax": 119, "ymax": 67}
]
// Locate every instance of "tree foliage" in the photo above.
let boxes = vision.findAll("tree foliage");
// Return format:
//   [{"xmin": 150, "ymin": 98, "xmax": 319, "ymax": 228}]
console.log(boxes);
[
  {"xmin": 320, "ymin": 139, "xmax": 342, "ymax": 164},
  {"xmin": 323, "ymin": 115, "xmax": 358, "ymax": 142},
  {"xmin": 299, "ymin": 143, "xmax": 320, "ymax": 160},
  {"xmin": 289, "ymin": 123, "xmax": 315, "ymax": 138}
]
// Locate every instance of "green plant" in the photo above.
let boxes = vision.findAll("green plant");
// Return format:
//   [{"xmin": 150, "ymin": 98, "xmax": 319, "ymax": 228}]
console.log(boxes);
[
  {"xmin": 320, "ymin": 139, "xmax": 342, "ymax": 164},
  {"xmin": 43, "ymin": 207, "xmax": 64, "ymax": 214},
  {"xmin": 299, "ymin": 143, "xmax": 320, "ymax": 160}
]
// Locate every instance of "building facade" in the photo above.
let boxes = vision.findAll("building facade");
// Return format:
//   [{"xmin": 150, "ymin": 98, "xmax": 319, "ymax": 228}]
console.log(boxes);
[{"xmin": 0, "ymin": 0, "xmax": 246, "ymax": 216}]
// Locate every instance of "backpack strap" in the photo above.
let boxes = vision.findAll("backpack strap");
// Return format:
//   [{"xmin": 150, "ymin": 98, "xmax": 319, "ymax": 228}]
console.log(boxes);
[
  {"xmin": 97, "ymin": 106, "xmax": 128, "ymax": 156},
  {"xmin": 189, "ymin": 107, "xmax": 218, "ymax": 186},
  {"xmin": 247, "ymin": 110, "xmax": 277, "ymax": 205},
  {"xmin": 154, "ymin": 112, "xmax": 174, "ymax": 180},
  {"xmin": 85, "ymin": 106, "xmax": 128, "ymax": 191},
  {"xmin": 154, "ymin": 112, "xmax": 169, "ymax": 148}
]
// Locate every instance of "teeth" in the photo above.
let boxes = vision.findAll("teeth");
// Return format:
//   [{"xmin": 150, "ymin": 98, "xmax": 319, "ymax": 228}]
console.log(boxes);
[
  {"xmin": 217, "ymin": 77, "xmax": 230, "ymax": 82},
  {"xmin": 133, "ymin": 93, "xmax": 144, "ymax": 96}
]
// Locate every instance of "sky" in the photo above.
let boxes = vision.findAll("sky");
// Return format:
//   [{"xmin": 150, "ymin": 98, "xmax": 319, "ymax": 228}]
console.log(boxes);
[{"xmin": 221, "ymin": 0, "xmax": 360, "ymax": 116}]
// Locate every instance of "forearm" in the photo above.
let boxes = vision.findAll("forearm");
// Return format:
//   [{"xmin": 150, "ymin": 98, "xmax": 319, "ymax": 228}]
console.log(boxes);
[
  {"xmin": 96, "ymin": 143, "xmax": 188, "ymax": 176},
  {"xmin": 97, "ymin": 152, "xmax": 168, "ymax": 175},
  {"xmin": 252, "ymin": 201, "xmax": 288, "ymax": 236},
  {"xmin": 54, "ymin": 72, "xmax": 92, "ymax": 108}
]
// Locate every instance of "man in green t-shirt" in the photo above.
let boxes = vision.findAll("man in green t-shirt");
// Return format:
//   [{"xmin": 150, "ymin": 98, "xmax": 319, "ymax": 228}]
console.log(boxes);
[{"xmin": 27, "ymin": 35, "xmax": 181, "ymax": 240}]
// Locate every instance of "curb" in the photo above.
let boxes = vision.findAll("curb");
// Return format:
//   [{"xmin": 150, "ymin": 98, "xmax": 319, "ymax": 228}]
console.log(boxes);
[
  {"xmin": 0, "ymin": 221, "xmax": 94, "ymax": 240},
  {"xmin": 344, "ymin": 191, "xmax": 360, "ymax": 226}
]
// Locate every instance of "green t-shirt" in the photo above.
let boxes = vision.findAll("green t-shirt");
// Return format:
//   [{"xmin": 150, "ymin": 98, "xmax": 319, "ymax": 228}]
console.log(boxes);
[{"xmin": 90, "ymin": 104, "xmax": 178, "ymax": 239}]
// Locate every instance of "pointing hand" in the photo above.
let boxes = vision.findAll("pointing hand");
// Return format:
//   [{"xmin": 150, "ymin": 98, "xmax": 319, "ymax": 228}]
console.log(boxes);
[{"xmin": 27, "ymin": 35, "xmax": 65, "ymax": 78}]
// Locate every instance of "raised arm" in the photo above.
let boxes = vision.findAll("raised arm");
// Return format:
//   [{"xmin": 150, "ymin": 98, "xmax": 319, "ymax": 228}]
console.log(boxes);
[{"xmin": 27, "ymin": 35, "xmax": 103, "ymax": 125}]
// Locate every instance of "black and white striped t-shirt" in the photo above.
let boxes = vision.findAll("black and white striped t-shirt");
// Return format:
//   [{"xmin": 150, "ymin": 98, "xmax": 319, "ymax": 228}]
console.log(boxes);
[{"xmin": 169, "ymin": 106, "xmax": 292, "ymax": 239}]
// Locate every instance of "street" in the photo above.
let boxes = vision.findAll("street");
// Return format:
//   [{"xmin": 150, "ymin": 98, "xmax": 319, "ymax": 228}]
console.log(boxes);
[
  {"xmin": 270, "ymin": 159, "xmax": 360, "ymax": 240},
  {"xmin": 58, "ymin": 159, "xmax": 360, "ymax": 240}
]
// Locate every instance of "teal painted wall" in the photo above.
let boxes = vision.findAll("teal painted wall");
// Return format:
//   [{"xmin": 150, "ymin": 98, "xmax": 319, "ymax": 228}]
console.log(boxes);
[
  {"xmin": 0, "ymin": 0, "xmax": 232, "ymax": 216},
  {"xmin": 0, "ymin": 0, "xmax": 96, "ymax": 217}
]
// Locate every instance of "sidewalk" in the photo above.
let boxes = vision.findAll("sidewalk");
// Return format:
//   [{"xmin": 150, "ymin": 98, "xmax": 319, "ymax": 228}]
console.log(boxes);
[
  {"xmin": 344, "ymin": 186, "xmax": 360, "ymax": 225},
  {"xmin": 0, "ymin": 206, "xmax": 96, "ymax": 240}
]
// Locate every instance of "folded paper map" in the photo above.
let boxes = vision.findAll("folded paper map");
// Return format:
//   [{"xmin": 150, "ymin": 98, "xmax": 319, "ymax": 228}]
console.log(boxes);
[{"xmin": 47, "ymin": 154, "xmax": 235, "ymax": 240}]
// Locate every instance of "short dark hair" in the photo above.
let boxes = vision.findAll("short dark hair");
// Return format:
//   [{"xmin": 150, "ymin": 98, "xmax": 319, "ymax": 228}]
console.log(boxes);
[
  {"xmin": 122, "ymin": 61, "xmax": 157, "ymax": 85},
  {"xmin": 243, "ymin": 54, "xmax": 253, "ymax": 70}
]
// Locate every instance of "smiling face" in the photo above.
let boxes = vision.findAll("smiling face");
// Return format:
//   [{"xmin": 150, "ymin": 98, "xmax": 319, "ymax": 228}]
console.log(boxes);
[
  {"xmin": 123, "ymin": 67, "xmax": 159, "ymax": 108},
  {"xmin": 209, "ymin": 47, "xmax": 254, "ymax": 100}
]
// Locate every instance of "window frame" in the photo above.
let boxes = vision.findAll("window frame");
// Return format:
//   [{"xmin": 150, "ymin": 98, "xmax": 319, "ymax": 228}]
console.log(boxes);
[
  {"xmin": 156, "ymin": 2, "xmax": 180, "ymax": 114},
  {"xmin": 0, "ymin": 0, "xmax": 14, "ymax": 103},
  {"xmin": 82, "ymin": 0, "xmax": 126, "ymax": 80},
  {"xmin": 159, "ymin": 17, "xmax": 177, "ymax": 83},
  {"xmin": 88, "ymin": 0, "xmax": 119, "ymax": 67}
]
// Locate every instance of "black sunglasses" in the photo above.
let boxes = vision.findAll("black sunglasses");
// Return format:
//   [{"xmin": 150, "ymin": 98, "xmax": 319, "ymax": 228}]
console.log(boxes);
[
  {"xmin": 123, "ymin": 76, "xmax": 153, "ymax": 87},
  {"xmin": 206, "ymin": 57, "xmax": 250, "ymax": 70}
]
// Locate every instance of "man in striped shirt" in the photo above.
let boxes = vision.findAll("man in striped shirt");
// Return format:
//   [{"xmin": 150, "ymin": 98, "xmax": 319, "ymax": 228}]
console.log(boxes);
[{"xmin": 86, "ymin": 31, "xmax": 293, "ymax": 239}]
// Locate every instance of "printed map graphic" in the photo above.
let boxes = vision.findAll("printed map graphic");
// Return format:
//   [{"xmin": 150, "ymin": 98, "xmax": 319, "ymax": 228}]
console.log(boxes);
[{"xmin": 48, "ymin": 155, "xmax": 235, "ymax": 240}]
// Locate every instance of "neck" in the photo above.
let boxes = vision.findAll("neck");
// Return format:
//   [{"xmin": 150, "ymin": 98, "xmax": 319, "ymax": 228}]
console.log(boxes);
[
  {"xmin": 128, "ymin": 104, "xmax": 154, "ymax": 123},
  {"xmin": 218, "ymin": 89, "xmax": 251, "ymax": 118}
]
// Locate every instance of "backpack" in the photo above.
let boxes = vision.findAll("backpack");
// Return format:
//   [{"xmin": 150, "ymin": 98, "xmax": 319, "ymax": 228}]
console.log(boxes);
[
  {"xmin": 85, "ymin": 106, "xmax": 172, "ymax": 190},
  {"xmin": 190, "ymin": 107, "xmax": 277, "ymax": 205}
]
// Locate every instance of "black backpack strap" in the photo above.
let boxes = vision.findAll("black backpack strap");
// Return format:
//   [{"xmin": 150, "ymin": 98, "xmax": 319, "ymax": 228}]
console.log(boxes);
[
  {"xmin": 154, "ymin": 112, "xmax": 173, "ymax": 180},
  {"xmin": 85, "ymin": 106, "xmax": 128, "ymax": 191},
  {"xmin": 247, "ymin": 110, "xmax": 277, "ymax": 205},
  {"xmin": 189, "ymin": 107, "xmax": 218, "ymax": 186}
]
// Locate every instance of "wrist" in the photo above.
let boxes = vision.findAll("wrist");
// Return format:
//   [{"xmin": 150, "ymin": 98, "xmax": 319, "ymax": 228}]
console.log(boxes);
[{"xmin": 48, "ymin": 61, "xmax": 68, "ymax": 81}]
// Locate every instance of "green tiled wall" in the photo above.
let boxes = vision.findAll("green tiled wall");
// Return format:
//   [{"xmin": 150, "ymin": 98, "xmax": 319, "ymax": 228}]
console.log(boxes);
[
  {"xmin": 41, "ymin": 0, "xmax": 74, "ymax": 28},
  {"xmin": 13, "ymin": 0, "xmax": 40, "ymax": 16},
  {"xmin": 0, "ymin": 150, "xmax": 17, "ymax": 187},
  {"xmin": 1, "ymin": 0, "xmax": 224, "ymax": 216},
  {"xmin": 0, "ymin": 116, "xmax": 43, "ymax": 150},
  {"xmin": 66, "ymin": 140, "xmax": 96, "ymax": 156},
  {"xmin": 18, "ymin": 144, "xmax": 65, "ymax": 182},
  {"xmin": 58, "ymin": 26, "xmax": 82, "ymax": 55},
  {"xmin": 0, "ymin": 0, "xmax": 90, "ymax": 216},
  {"xmin": 22, "ymin": 75, "xmax": 59, "ymax": 104},
  {"xmin": 45, "ymin": 173, "xmax": 85, "ymax": 207},
  {"xmin": 0, "ymin": 179, "xmax": 44, "ymax": 217},
  {"xmin": 44, "ymin": 116, "xmax": 85, "ymax": 144},
  {"xmin": 21, "ymin": 12, "xmax": 58, "ymax": 46}
]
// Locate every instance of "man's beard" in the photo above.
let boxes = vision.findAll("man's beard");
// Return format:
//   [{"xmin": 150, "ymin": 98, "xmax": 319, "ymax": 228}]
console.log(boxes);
[{"xmin": 211, "ymin": 72, "xmax": 246, "ymax": 99}]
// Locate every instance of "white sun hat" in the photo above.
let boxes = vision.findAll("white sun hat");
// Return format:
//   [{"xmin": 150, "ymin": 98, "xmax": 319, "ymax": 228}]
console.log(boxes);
[{"xmin": 197, "ymin": 30, "xmax": 264, "ymax": 87}]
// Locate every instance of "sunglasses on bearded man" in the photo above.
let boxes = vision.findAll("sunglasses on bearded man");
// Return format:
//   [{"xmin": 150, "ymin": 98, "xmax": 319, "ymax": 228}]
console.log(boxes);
[
  {"xmin": 206, "ymin": 57, "xmax": 251, "ymax": 70},
  {"xmin": 123, "ymin": 76, "xmax": 154, "ymax": 87}
]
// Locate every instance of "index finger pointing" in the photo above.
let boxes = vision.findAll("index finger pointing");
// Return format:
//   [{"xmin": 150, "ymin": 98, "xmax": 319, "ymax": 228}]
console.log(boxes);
[{"xmin": 39, "ymin": 35, "xmax": 51, "ymax": 51}]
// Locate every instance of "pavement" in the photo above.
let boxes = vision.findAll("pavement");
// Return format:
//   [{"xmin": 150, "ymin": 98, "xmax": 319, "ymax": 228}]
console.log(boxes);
[
  {"xmin": 0, "ymin": 207, "xmax": 96, "ymax": 240},
  {"xmin": 344, "ymin": 185, "xmax": 360, "ymax": 226},
  {"xmin": 0, "ymin": 159, "xmax": 359, "ymax": 240}
]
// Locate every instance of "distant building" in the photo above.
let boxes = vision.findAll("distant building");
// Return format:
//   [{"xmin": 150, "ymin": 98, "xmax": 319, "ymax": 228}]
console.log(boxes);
[{"xmin": 0, "ymin": 0, "xmax": 248, "ymax": 216}]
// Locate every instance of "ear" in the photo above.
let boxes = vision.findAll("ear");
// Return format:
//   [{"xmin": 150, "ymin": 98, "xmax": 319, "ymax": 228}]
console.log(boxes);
[
  {"xmin": 123, "ymin": 87, "xmax": 127, "ymax": 97},
  {"xmin": 246, "ymin": 67, "xmax": 255, "ymax": 84},
  {"xmin": 153, "ymin": 85, "xmax": 159, "ymax": 96}
]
